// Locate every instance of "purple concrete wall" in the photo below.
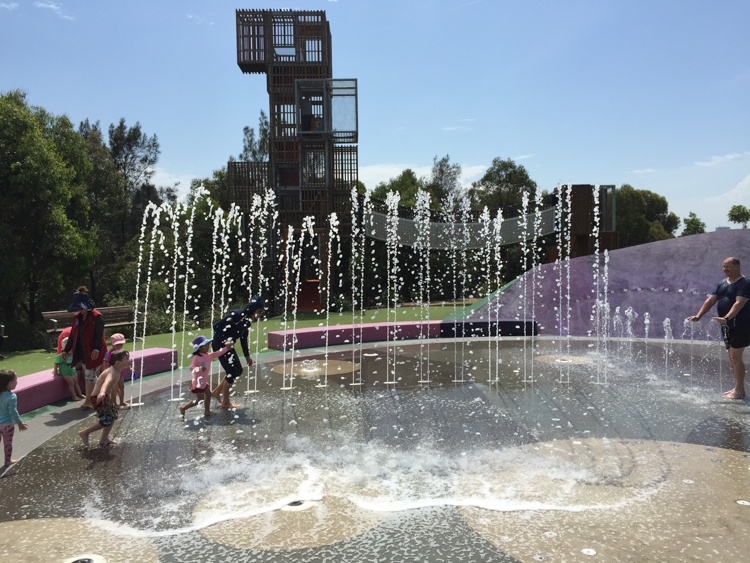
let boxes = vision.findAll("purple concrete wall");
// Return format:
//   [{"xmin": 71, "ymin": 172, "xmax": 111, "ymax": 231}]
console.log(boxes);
[
  {"xmin": 469, "ymin": 230, "xmax": 750, "ymax": 341},
  {"xmin": 268, "ymin": 321, "xmax": 443, "ymax": 350}
]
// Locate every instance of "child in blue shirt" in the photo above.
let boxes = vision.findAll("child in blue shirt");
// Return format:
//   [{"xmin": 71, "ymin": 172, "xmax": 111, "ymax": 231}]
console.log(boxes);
[{"xmin": 0, "ymin": 370, "xmax": 28, "ymax": 466}]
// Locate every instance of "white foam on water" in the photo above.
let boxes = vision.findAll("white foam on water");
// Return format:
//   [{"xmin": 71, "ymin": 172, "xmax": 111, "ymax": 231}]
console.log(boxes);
[{"xmin": 84, "ymin": 437, "xmax": 662, "ymax": 538}]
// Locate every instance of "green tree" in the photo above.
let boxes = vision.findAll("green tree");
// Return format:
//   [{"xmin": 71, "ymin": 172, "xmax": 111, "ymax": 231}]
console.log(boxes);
[
  {"xmin": 108, "ymin": 118, "xmax": 161, "ymax": 242},
  {"xmin": 728, "ymin": 204, "xmax": 750, "ymax": 229},
  {"xmin": 680, "ymin": 212, "xmax": 706, "ymax": 236},
  {"xmin": 372, "ymin": 169, "xmax": 423, "ymax": 206},
  {"xmin": 640, "ymin": 190, "xmax": 680, "ymax": 236},
  {"xmin": 108, "ymin": 118, "xmax": 160, "ymax": 197},
  {"xmin": 468, "ymin": 157, "xmax": 537, "ymax": 212},
  {"xmin": 616, "ymin": 184, "xmax": 679, "ymax": 247},
  {"xmin": 77, "ymin": 119, "xmax": 129, "ymax": 302},
  {"xmin": 423, "ymin": 154, "xmax": 462, "ymax": 209},
  {"xmin": 190, "ymin": 167, "xmax": 229, "ymax": 211},
  {"xmin": 0, "ymin": 90, "xmax": 92, "ymax": 340},
  {"xmin": 238, "ymin": 110, "xmax": 269, "ymax": 163}
]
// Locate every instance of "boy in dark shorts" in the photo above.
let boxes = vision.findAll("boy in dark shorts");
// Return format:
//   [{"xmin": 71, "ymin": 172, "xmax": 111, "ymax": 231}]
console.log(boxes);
[
  {"xmin": 79, "ymin": 349, "xmax": 131, "ymax": 447},
  {"xmin": 687, "ymin": 256, "xmax": 750, "ymax": 399},
  {"xmin": 210, "ymin": 296, "xmax": 266, "ymax": 408}
]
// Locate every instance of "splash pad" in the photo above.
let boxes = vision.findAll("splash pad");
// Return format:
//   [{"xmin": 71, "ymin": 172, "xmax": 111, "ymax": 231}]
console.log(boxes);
[
  {"xmin": 2, "ymin": 335, "xmax": 749, "ymax": 562},
  {"xmin": 3, "ymin": 186, "xmax": 750, "ymax": 561}
]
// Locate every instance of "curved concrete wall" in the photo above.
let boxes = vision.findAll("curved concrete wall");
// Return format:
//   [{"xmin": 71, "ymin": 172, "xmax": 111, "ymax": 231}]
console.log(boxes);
[{"xmin": 469, "ymin": 230, "xmax": 750, "ymax": 341}]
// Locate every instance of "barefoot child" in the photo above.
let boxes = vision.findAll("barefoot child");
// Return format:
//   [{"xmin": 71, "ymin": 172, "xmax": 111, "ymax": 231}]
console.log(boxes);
[
  {"xmin": 79, "ymin": 349, "xmax": 129, "ymax": 447},
  {"xmin": 101, "ymin": 333, "xmax": 129, "ymax": 409},
  {"xmin": 180, "ymin": 335, "xmax": 235, "ymax": 419},
  {"xmin": 0, "ymin": 370, "xmax": 29, "ymax": 465},
  {"xmin": 53, "ymin": 338, "xmax": 84, "ymax": 401}
]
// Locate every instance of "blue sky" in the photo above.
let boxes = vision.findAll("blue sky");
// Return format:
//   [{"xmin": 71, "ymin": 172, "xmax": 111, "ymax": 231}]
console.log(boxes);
[{"xmin": 2, "ymin": 0, "xmax": 748, "ymax": 230}]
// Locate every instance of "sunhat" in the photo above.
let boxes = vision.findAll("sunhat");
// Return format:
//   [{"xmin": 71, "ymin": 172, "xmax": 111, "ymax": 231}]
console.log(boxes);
[
  {"xmin": 67, "ymin": 290, "xmax": 96, "ymax": 313},
  {"xmin": 243, "ymin": 296, "xmax": 267, "ymax": 316},
  {"xmin": 192, "ymin": 335, "xmax": 213, "ymax": 354},
  {"xmin": 110, "ymin": 333, "xmax": 126, "ymax": 346}
]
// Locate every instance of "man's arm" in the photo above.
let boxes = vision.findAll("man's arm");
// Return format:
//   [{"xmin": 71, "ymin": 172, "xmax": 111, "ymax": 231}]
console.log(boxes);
[
  {"xmin": 687, "ymin": 295, "xmax": 719, "ymax": 321},
  {"xmin": 240, "ymin": 325, "xmax": 251, "ymax": 359},
  {"xmin": 712, "ymin": 296, "xmax": 748, "ymax": 324}
]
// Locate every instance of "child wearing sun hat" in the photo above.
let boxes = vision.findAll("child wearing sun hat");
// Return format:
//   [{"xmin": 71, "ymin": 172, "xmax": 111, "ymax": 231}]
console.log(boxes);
[{"xmin": 179, "ymin": 335, "xmax": 235, "ymax": 420}]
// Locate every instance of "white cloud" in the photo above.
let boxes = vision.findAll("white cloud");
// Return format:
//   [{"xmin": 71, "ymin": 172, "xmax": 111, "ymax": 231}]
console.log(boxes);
[
  {"xmin": 514, "ymin": 154, "xmax": 533, "ymax": 161},
  {"xmin": 0, "ymin": 3, "xmax": 19, "ymax": 10},
  {"xmin": 695, "ymin": 152, "xmax": 750, "ymax": 167},
  {"xmin": 705, "ymin": 173, "xmax": 750, "ymax": 204},
  {"xmin": 34, "ymin": 1, "xmax": 73, "ymax": 20},
  {"xmin": 187, "ymin": 13, "xmax": 214, "ymax": 25},
  {"xmin": 443, "ymin": 126, "xmax": 471, "ymax": 131},
  {"xmin": 675, "ymin": 173, "xmax": 750, "ymax": 231},
  {"xmin": 632, "ymin": 168, "xmax": 657, "ymax": 174},
  {"xmin": 150, "ymin": 168, "xmax": 198, "ymax": 197}
]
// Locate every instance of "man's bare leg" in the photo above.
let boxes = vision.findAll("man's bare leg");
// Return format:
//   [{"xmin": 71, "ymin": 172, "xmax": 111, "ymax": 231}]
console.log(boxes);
[
  {"xmin": 81, "ymin": 381, "xmax": 94, "ymax": 409},
  {"xmin": 220, "ymin": 378, "xmax": 240, "ymax": 408},
  {"xmin": 723, "ymin": 347, "xmax": 746, "ymax": 399},
  {"xmin": 211, "ymin": 380, "xmax": 225, "ymax": 402}
]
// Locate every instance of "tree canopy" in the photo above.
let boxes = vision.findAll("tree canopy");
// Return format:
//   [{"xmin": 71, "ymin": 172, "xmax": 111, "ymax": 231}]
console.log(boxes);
[
  {"xmin": 615, "ymin": 184, "xmax": 680, "ymax": 248},
  {"xmin": 681, "ymin": 212, "xmax": 706, "ymax": 236},
  {"xmin": 237, "ymin": 110, "xmax": 269, "ymax": 163},
  {"xmin": 468, "ymin": 157, "xmax": 537, "ymax": 212},
  {"xmin": 0, "ymin": 90, "xmax": 92, "ymax": 330},
  {"xmin": 728, "ymin": 204, "xmax": 750, "ymax": 229}
]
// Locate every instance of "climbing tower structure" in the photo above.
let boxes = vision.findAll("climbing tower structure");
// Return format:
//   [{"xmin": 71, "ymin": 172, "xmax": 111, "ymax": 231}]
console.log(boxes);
[{"xmin": 228, "ymin": 9, "xmax": 358, "ymax": 227}]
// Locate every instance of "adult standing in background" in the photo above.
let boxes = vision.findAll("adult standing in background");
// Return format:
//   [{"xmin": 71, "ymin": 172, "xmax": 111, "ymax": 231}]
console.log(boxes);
[
  {"xmin": 687, "ymin": 257, "xmax": 750, "ymax": 399},
  {"xmin": 62, "ymin": 287, "xmax": 107, "ymax": 409}
]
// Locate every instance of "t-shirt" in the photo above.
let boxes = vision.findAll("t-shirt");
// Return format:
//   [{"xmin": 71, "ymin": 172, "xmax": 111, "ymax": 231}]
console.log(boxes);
[
  {"xmin": 712, "ymin": 276, "xmax": 750, "ymax": 328},
  {"xmin": 213, "ymin": 308, "xmax": 253, "ymax": 358},
  {"xmin": 0, "ymin": 391, "xmax": 21, "ymax": 425},
  {"xmin": 190, "ymin": 346, "xmax": 231, "ymax": 389},
  {"xmin": 54, "ymin": 353, "xmax": 77, "ymax": 377}
]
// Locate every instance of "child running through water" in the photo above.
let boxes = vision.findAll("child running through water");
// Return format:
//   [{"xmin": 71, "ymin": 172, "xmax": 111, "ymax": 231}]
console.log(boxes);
[
  {"xmin": 54, "ymin": 337, "xmax": 84, "ymax": 401},
  {"xmin": 101, "ymin": 333, "xmax": 129, "ymax": 409},
  {"xmin": 180, "ymin": 335, "xmax": 235, "ymax": 419},
  {"xmin": 79, "ymin": 349, "xmax": 130, "ymax": 447},
  {"xmin": 0, "ymin": 370, "xmax": 29, "ymax": 466}
]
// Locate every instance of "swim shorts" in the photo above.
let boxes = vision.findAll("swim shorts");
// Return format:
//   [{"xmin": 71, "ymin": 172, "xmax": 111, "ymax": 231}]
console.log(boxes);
[
  {"xmin": 190, "ymin": 385, "xmax": 209, "ymax": 395},
  {"xmin": 212, "ymin": 340, "xmax": 243, "ymax": 386},
  {"xmin": 721, "ymin": 323, "xmax": 750, "ymax": 350},
  {"xmin": 92, "ymin": 396, "xmax": 118, "ymax": 428}
]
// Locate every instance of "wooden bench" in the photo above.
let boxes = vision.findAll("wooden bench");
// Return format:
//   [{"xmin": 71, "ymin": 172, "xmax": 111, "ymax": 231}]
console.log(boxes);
[{"xmin": 42, "ymin": 306, "xmax": 141, "ymax": 351}]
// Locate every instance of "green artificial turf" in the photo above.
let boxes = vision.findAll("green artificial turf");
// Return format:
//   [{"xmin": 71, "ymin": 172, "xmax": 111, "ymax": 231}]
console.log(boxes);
[{"xmin": 1, "ymin": 304, "xmax": 457, "ymax": 377}]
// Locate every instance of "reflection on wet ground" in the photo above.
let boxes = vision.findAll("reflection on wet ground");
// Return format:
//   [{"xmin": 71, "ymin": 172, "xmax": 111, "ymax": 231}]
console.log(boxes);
[{"xmin": 1, "ymin": 338, "xmax": 749, "ymax": 562}]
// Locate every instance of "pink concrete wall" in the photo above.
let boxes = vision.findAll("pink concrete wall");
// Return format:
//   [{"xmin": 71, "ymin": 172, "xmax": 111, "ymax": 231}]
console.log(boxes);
[{"xmin": 15, "ymin": 348, "xmax": 177, "ymax": 414}]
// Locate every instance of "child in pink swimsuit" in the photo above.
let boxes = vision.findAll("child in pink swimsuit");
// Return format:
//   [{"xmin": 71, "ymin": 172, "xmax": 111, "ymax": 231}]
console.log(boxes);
[{"xmin": 179, "ymin": 335, "xmax": 234, "ymax": 419}]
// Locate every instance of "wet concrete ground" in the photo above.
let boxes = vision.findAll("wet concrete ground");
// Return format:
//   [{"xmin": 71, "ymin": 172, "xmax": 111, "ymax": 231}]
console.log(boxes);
[{"xmin": 1, "ymin": 337, "xmax": 749, "ymax": 562}]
